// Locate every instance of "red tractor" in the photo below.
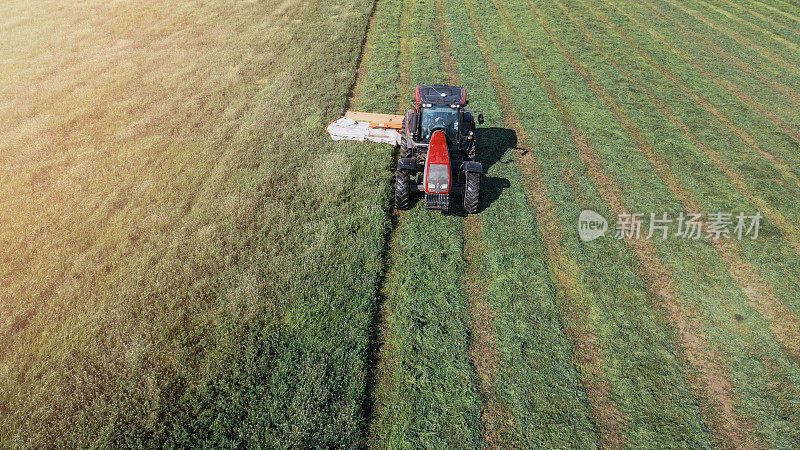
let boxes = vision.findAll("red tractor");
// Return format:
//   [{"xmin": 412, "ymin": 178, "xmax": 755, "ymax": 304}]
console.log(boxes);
[{"xmin": 395, "ymin": 85, "xmax": 484, "ymax": 213}]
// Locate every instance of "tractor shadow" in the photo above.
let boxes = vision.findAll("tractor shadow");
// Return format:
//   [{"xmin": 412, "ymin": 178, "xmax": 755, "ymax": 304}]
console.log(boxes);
[{"xmin": 446, "ymin": 127, "xmax": 514, "ymax": 216}]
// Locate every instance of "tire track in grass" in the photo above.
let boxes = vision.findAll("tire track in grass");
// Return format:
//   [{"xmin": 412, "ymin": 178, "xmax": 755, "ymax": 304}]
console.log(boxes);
[
  {"xmin": 657, "ymin": 0, "xmax": 800, "ymax": 78},
  {"xmin": 465, "ymin": 0, "xmax": 628, "ymax": 446},
  {"xmin": 613, "ymin": 1, "xmax": 800, "ymax": 148},
  {"xmin": 499, "ymin": 0, "xmax": 760, "ymax": 446},
  {"xmin": 534, "ymin": 0, "xmax": 800, "ymax": 381},
  {"xmin": 434, "ymin": 1, "xmax": 514, "ymax": 445},
  {"xmin": 579, "ymin": 0, "xmax": 800, "ymax": 192}
]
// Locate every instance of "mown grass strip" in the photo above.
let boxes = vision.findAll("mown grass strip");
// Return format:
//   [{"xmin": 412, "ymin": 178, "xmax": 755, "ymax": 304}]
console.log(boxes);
[
  {"xmin": 694, "ymin": 0, "xmax": 800, "ymax": 51},
  {"xmin": 464, "ymin": 1, "xmax": 624, "ymax": 446},
  {"xmin": 371, "ymin": 0, "xmax": 483, "ymax": 446},
  {"xmin": 446, "ymin": 0, "xmax": 602, "ymax": 446},
  {"xmin": 637, "ymin": 1, "xmax": 800, "ymax": 108},
  {"xmin": 530, "ymin": 0, "xmax": 800, "ymax": 368},
  {"xmin": 623, "ymin": 0, "xmax": 800, "ymax": 146},
  {"xmin": 655, "ymin": 0, "xmax": 800, "ymax": 78},
  {"xmin": 551, "ymin": 1, "xmax": 800, "ymax": 259},
  {"xmin": 713, "ymin": 0, "xmax": 800, "ymax": 42},
  {"xmin": 528, "ymin": 0, "xmax": 800, "ymax": 446},
  {"xmin": 754, "ymin": 0, "xmax": 800, "ymax": 24},
  {"xmin": 434, "ymin": 1, "xmax": 515, "ymax": 445},
  {"xmin": 468, "ymin": 0, "xmax": 723, "ymax": 447},
  {"xmin": 581, "ymin": 0, "xmax": 800, "ymax": 211},
  {"xmin": 510, "ymin": 2, "xmax": 752, "ymax": 445},
  {"xmin": 581, "ymin": 0, "xmax": 800, "ymax": 191}
]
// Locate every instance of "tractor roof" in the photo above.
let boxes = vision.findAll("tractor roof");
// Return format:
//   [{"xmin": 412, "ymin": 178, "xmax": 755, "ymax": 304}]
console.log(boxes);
[{"xmin": 415, "ymin": 84, "xmax": 467, "ymax": 106}]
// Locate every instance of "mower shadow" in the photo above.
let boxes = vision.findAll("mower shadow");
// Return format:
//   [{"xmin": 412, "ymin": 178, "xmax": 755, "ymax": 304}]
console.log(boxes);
[{"xmin": 444, "ymin": 127, "xmax": 515, "ymax": 216}]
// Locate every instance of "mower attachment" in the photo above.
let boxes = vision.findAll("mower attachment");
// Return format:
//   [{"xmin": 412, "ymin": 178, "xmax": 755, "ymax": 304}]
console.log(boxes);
[{"xmin": 325, "ymin": 111, "xmax": 403, "ymax": 145}]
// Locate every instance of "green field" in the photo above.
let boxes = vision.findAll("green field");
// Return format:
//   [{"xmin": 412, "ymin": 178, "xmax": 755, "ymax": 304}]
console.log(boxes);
[{"xmin": 2, "ymin": 0, "xmax": 799, "ymax": 447}]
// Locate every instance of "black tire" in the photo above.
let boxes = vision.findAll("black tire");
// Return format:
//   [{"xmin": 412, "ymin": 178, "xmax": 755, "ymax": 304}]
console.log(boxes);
[
  {"xmin": 395, "ymin": 168, "xmax": 411, "ymax": 210},
  {"xmin": 400, "ymin": 140, "xmax": 412, "ymax": 158},
  {"xmin": 467, "ymin": 141, "xmax": 476, "ymax": 160},
  {"xmin": 463, "ymin": 171, "xmax": 480, "ymax": 214}
]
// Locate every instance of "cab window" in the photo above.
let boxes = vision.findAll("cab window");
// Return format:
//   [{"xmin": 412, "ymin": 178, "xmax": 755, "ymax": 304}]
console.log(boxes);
[{"xmin": 420, "ymin": 106, "xmax": 458, "ymax": 141}]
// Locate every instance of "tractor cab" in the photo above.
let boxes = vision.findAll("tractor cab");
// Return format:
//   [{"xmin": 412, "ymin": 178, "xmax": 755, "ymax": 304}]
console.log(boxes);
[
  {"xmin": 403, "ymin": 85, "xmax": 483, "ymax": 150},
  {"xmin": 395, "ymin": 85, "xmax": 485, "ymax": 213}
]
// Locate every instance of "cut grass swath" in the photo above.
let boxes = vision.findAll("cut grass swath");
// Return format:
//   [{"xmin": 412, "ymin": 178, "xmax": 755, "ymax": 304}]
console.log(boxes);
[
  {"xmin": 516, "ymin": 0, "xmax": 800, "ymax": 446},
  {"xmin": 583, "ymin": 0, "xmax": 800, "ymax": 192},
  {"xmin": 469, "ymin": 0, "xmax": 722, "ymax": 447},
  {"xmin": 444, "ymin": 0, "xmax": 600, "ymax": 445},
  {"xmin": 367, "ymin": 0, "xmax": 483, "ymax": 446}
]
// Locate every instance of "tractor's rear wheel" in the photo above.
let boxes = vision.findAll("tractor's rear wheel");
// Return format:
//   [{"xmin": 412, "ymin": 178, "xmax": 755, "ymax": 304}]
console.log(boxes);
[
  {"xmin": 395, "ymin": 169, "xmax": 411, "ymax": 210},
  {"xmin": 463, "ymin": 171, "xmax": 480, "ymax": 214}
]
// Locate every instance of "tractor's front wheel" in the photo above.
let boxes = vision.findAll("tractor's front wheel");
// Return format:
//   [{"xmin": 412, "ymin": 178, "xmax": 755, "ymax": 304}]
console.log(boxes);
[
  {"xmin": 400, "ymin": 138, "xmax": 413, "ymax": 158},
  {"xmin": 463, "ymin": 171, "xmax": 480, "ymax": 214},
  {"xmin": 395, "ymin": 168, "xmax": 411, "ymax": 210}
]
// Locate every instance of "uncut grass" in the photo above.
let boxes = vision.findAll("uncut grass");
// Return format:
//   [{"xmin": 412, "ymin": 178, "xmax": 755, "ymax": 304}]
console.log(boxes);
[
  {"xmin": 442, "ymin": 0, "xmax": 598, "ymax": 446},
  {"xmin": 615, "ymin": 0, "xmax": 800, "ymax": 142},
  {"xmin": 585, "ymin": 0, "xmax": 800, "ymax": 316},
  {"xmin": 371, "ymin": 0, "xmax": 483, "ymax": 446},
  {"xmin": 518, "ymin": 0, "xmax": 800, "ymax": 445},
  {"xmin": 0, "ymin": 0, "xmax": 389, "ymax": 446},
  {"xmin": 471, "ymin": 0, "xmax": 719, "ymax": 447}
]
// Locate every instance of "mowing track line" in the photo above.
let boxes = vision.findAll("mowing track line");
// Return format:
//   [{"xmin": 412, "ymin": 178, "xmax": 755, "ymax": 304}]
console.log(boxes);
[
  {"xmin": 580, "ymin": 0, "xmax": 800, "ymax": 192},
  {"xmin": 640, "ymin": 0, "xmax": 800, "ymax": 106},
  {"xmin": 465, "ymin": 0, "xmax": 628, "ymax": 446},
  {"xmin": 434, "ymin": 0, "xmax": 514, "ymax": 445},
  {"xmin": 554, "ymin": 0, "xmax": 800, "ymax": 268},
  {"xmin": 657, "ymin": 0, "xmax": 800, "ymax": 79},
  {"xmin": 693, "ymin": 0, "xmax": 800, "ymax": 52},
  {"xmin": 614, "ymin": 0, "xmax": 800, "ymax": 148},
  {"xmin": 504, "ymin": 0, "xmax": 762, "ymax": 447},
  {"xmin": 530, "ymin": 0, "xmax": 800, "ymax": 439},
  {"xmin": 717, "ymin": 0, "xmax": 800, "ymax": 42}
]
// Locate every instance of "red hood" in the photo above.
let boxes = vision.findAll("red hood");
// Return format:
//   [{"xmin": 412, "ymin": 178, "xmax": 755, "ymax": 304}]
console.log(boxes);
[{"xmin": 424, "ymin": 130, "xmax": 450, "ymax": 194}]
